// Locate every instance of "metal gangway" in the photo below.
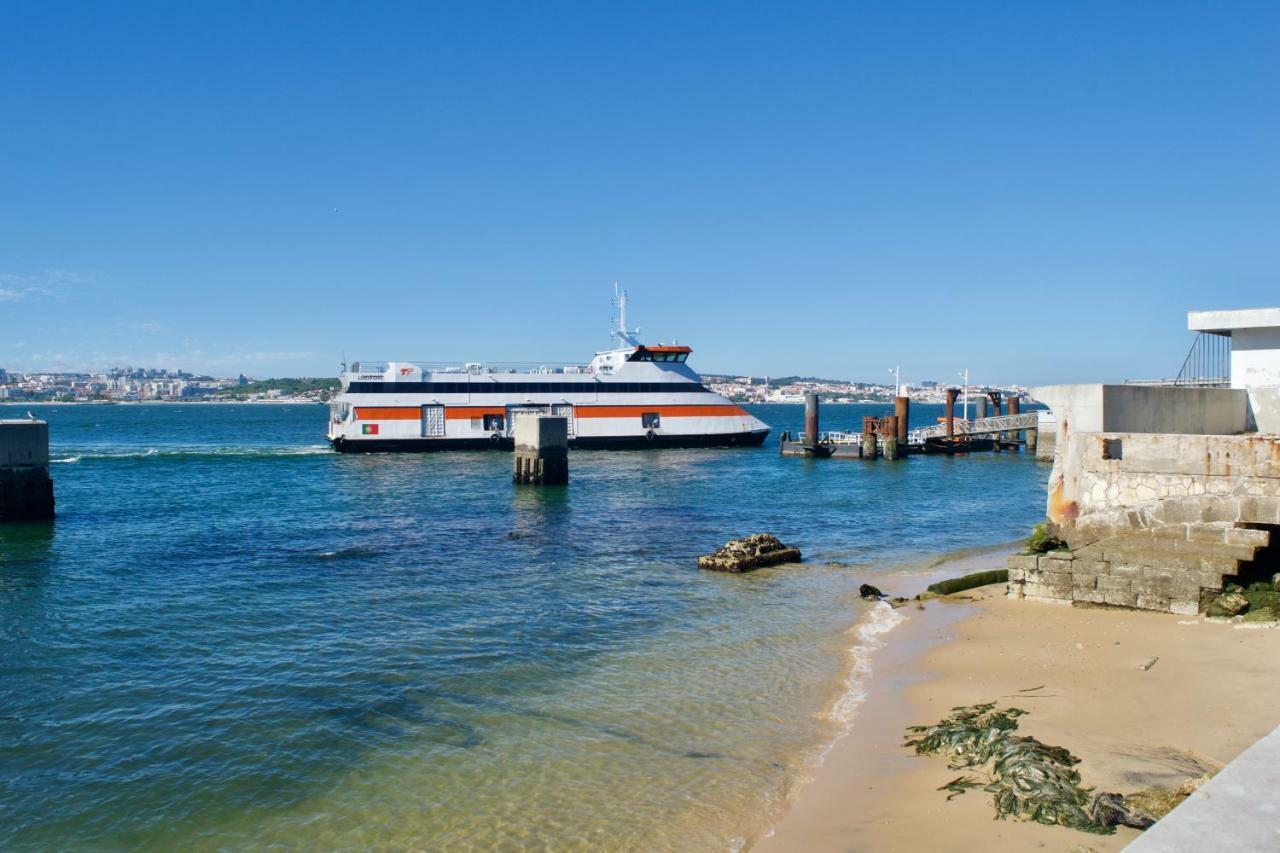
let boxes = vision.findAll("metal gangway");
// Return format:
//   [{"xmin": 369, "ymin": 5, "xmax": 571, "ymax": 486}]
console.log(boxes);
[{"xmin": 908, "ymin": 412, "xmax": 1039, "ymax": 445}]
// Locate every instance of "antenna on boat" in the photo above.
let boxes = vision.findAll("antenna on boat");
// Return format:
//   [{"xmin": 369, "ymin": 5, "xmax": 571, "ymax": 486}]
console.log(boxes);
[{"xmin": 611, "ymin": 283, "xmax": 641, "ymax": 347}]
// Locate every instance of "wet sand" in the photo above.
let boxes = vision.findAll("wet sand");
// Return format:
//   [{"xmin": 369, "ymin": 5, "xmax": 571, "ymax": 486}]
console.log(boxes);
[{"xmin": 760, "ymin": 558, "xmax": 1280, "ymax": 852}]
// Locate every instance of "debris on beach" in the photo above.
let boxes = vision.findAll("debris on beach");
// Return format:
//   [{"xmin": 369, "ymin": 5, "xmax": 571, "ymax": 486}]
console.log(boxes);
[
  {"xmin": 697, "ymin": 534, "xmax": 800, "ymax": 573},
  {"xmin": 860, "ymin": 584, "xmax": 885, "ymax": 600},
  {"xmin": 905, "ymin": 702, "xmax": 1112, "ymax": 834}
]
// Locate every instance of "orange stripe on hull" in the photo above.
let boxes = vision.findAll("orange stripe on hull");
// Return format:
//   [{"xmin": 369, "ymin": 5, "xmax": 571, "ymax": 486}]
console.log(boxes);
[
  {"xmin": 575, "ymin": 405, "xmax": 746, "ymax": 418},
  {"xmin": 354, "ymin": 407, "xmax": 420, "ymax": 420}
]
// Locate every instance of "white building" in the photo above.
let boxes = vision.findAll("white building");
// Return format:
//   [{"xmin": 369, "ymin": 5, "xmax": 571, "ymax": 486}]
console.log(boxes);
[{"xmin": 1188, "ymin": 307, "xmax": 1280, "ymax": 433}]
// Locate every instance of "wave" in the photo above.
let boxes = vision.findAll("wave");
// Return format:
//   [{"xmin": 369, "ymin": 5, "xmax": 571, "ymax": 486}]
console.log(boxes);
[
  {"xmin": 825, "ymin": 600, "xmax": 907, "ymax": 728},
  {"xmin": 50, "ymin": 445, "xmax": 331, "ymax": 463}
]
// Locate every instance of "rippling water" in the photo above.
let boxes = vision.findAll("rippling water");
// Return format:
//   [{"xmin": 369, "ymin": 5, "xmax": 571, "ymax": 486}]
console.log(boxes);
[{"xmin": 0, "ymin": 402, "xmax": 1047, "ymax": 849}]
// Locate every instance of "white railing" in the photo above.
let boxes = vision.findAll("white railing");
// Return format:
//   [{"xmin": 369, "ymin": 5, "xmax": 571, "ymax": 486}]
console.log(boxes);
[{"xmin": 909, "ymin": 412, "xmax": 1040, "ymax": 444}]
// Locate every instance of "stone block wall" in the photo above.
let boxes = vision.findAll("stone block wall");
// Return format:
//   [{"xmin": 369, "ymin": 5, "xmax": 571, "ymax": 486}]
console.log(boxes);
[{"xmin": 1010, "ymin": 430, "xmax": 1280, "ymax": 614}]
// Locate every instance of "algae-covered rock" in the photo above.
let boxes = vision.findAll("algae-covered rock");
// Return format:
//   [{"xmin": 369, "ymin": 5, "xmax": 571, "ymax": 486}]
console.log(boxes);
[
  {"xmin": 1205, "ymin": 591, "xmax": 1249, "ymax": 618},
  {"xmin": 1242, "ymin": 584, "xmax": 1280, "ymax": 614},
  {"xmin": 1243, "ymin": 607, "xmax": 1277, "ymax": 623},
  {"xmin": 1025, "ymin": 522, "xmax": 1066, "ymax": 555},
  {"xmin": 697, "ymin": 533, "xmax": 801, "ymax": 573},
  {"xmin": 927, "ymin": 569, "xmax": 1009, "ymax": 596}
]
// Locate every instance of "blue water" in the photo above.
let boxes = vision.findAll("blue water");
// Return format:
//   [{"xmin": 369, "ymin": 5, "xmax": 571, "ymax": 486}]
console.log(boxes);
[{"xmin": 0, "ymin": 403, "xmax": 1047, "ymax": 849}]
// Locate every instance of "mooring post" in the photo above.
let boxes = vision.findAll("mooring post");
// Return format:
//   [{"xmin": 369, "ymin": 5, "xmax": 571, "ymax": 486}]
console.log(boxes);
[
  {"xmin": 804, "ymin": 392, "xmax": 820, "ymax": 448},
  {"xmin": 0, "ymin": 417, "xmax": 55, "ymax": 521},
  {"xmin": 975, "ymin": 395, "xmax": 987, "ymax": 421},
  {"xmin": 512, "ymin": 415, "xmax": 568, "ymax": 485},
  {"xmin": 1007, "ymin": 395, "xmax": 1021, "ymax": 449},
  {"xmin": 894, "ymin": 396, "xmax": 909, "ymax": 444},
  {"xmin": 881, "ymin": 416, "xmax": 900, "ymax": 460},
  {"xmin": 945, "ymin": 388, "xmax": 958, "ymax": 438},
  {"xmin": 861, "ymin": 416, "xmax": 879, "ymax": 460}
]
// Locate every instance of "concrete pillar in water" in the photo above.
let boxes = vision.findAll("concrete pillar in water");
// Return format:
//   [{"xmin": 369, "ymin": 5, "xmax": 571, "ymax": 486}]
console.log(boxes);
[
  {"xmin": 0, "ymin": 417, "xmax": 55, "ymax": 521},
  {"xmin": 945, "ymin": 388, "xmax": 959, "ymax": 438},
  {"xmin": 894, "ymin": 396, "xmax": 910, "ymax": 443},
  {"xmin": 861, "ymin": 416, "xmax": 879, "ymax": 460},
  {"xmin": 881, "ymin": 416, "xmax": 901, "ymax": 460},
  {"xmin": 1026, "ymin": 427, "xmax": 1038, "ymax": 453},
  {"xmin": 975, "ymin": 396, "xmax": 988, "ymax": 420},
  {"xmin": 804, "ymin": 392, "xmax": 820, "ymax": 447},
  {"xmin": 512, "ymin": 415, "xmax": 568, "ymax": 485}
]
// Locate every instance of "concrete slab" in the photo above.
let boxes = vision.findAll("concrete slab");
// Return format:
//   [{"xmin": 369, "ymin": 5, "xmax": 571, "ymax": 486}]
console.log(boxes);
[{"xmin": 1125, "ymin": 723, "xmax": 1280, "ymax": 851}]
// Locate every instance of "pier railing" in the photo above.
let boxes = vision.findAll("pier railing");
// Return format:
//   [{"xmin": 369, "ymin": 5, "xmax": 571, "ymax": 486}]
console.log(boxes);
[{"xmin": 908, "ymin": 412, "xmax": 1040, "ymax": 444}]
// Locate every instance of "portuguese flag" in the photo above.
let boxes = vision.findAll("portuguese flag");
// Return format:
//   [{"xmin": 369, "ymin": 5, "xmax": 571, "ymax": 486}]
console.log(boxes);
[{"xmin": 362, "ymin": 424, "xmax": 379, "ymax": 435}]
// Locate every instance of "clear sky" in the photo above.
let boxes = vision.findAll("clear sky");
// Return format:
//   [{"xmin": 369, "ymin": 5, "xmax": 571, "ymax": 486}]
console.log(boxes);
[{"xmin": 2, "ymin": 1, "xmax": 1277, "ymax": 385}]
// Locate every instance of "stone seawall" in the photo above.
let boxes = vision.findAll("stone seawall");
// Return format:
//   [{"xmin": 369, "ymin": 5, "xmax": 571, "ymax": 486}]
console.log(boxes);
[{"xmin": 1010, "ymin": 431, "xmax": 1280, "ymax": 614}]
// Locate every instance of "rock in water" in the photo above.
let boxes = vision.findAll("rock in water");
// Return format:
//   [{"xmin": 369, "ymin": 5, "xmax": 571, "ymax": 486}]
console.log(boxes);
[
  {"xmin": 860, "ymin": 584, "xmax": 886, "ymax": 600},
  {"xmin": 697, "ymin": 534, "xmax": 801, "ymax": 573}
]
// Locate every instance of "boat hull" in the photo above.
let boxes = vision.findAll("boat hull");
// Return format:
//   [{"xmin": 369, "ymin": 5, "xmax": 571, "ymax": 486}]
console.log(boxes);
[{"xmin": 331, "ymin": 429, "xmax": 770, "ymax": 453}]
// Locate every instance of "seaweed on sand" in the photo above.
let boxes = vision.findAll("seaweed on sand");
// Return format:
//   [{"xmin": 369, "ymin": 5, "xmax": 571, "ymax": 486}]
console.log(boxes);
[{"xmin": 905, "ymin": 702, "xmax": 1114, "ymax": 835}]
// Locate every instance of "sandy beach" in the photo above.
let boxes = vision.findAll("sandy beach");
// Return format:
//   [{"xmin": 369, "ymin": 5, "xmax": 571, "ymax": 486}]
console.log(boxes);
[{"xmin": 761, "ymin": 554, "xmax": 1280, "ymax": 852}]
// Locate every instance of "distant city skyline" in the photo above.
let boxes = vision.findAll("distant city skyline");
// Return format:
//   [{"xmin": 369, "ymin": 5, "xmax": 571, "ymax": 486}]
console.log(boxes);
[{"xmin": 3, "ymin": 3, "xmax": 1277, "ymax": 383}]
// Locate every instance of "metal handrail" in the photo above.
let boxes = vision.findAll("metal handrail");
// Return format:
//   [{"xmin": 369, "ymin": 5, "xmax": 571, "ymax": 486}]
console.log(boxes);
[{"xmin": 909, "ymin": 412, "xmax": 1039, "ymax": 443}]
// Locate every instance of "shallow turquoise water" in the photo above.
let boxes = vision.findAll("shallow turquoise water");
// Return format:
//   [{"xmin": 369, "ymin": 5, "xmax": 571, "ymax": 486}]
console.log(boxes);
[{"xmin": 0, "ymin": 403, "xmax": 1047, "ymax": 849}]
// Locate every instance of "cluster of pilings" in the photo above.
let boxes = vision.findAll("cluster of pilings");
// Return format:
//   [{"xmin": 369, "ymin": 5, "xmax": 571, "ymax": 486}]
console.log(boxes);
[
  {"xmin": 780, "ymin": 393, "xmax": 912, "ymax": 459},
  {"xmin": 780, "ymin": 389, "xmax": 1040, "ymax": 460}
]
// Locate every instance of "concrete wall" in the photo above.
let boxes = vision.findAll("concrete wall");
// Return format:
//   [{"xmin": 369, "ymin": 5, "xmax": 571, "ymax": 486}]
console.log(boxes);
[
  {"xmin": 1231, "ymin": 326, "xmax": 1280, "ymax": 433},
  {"xmin": 1033, "ymin": 384, "xmax": 1249, "ymax": 440},
  {"xmin": 0, "ymin": 420, "xmax": 49, "ymax": 468}
]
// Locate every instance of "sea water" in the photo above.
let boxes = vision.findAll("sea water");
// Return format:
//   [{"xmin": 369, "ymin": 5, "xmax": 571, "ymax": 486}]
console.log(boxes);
[{"xmin": 0, "ymin": 403, "xmax": 1047, "ymax": 849}]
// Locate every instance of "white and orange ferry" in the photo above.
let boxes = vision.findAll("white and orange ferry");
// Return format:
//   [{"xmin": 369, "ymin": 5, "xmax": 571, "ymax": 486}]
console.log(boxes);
[{"xmin": 327, "ymin": 291, "xmax": 770, "ymax": 452}]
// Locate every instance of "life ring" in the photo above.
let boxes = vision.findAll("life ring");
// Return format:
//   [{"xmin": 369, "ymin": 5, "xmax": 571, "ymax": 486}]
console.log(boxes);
[
  {"xmin": 490, "ymin": 432, "xmax": 502, "ymax": 446},
  {"xmin": 645, "ymin": 429, "xmax": 656, "ymax": 442}
]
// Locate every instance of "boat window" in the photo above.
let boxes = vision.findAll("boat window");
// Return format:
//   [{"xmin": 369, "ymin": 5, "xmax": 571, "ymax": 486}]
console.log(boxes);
[
  {"xmin": 674, "ymin": 353, "xmax": 687, "ymax": 363},
  {"xmin": 642, "ymin": 412, "xmax": 661, "ymax": 429},
  {"xmin": 483, "ymin": 414, "xmax": 505, "ymax": 431}
]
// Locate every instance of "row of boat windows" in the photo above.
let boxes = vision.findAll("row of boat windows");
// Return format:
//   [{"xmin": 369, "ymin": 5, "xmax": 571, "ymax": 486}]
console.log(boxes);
[{"xmin": 347, "ymin": 382, "xmax": 710, "ymax": 394}]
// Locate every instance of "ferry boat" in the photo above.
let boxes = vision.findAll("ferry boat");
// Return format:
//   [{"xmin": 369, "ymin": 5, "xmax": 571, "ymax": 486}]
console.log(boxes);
[{"xmin": 327, "ymin": 290, "xmax": 771, "ymax": 452}]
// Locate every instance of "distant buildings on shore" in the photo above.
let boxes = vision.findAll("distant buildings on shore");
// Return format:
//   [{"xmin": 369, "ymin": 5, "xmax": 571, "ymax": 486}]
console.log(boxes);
[
  {"xmin": 1, "ymin": 364, "xmax": 1027, "ymax": 406},
  {"xmin": 0, "ymin": 366, "xmax": 331, "ymax": 403},
  {"xmin": 703, "ymin": 375, "xmax": 1030, "ymax": 405}
]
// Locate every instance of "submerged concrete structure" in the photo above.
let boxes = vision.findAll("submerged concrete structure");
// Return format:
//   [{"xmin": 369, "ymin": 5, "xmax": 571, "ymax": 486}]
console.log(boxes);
[
  {"xmin": 0, "ymin": 418, "xmax": 55, "ymax": 521},
  {"xmin": 1011, "ymin": 308, "xmax": 1280, "ymax": 615}
]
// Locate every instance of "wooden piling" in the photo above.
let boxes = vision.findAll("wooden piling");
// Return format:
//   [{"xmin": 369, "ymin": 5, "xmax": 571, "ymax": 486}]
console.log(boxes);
[
  {"xmin": 881, "ymin": 416, "xmax": 901, "ymax": 460},
  {"xmin": 512, "ymin": 416, "xmax": 568, "ymax": 485},
  {"xmin": 945, "ymin": 388, "xmax": 958, "ymax": 438},
  {"xmin": 1007, "ymin": 396, "xmax": 1021, "ymax": 448},
  {"xmin": 0, "ymin": 417, "xmax": 55, "ymax": 521},
  {"xmin": 894, "ymin": 396, "xmax": 909, "ymax": 443},
  {"xmin": 804, "ymin": 392, "xmax": 820, "ymax": 448},
  {"xmin": 861, "ymin": 416, "xmax": 879, "ymax": 460}
]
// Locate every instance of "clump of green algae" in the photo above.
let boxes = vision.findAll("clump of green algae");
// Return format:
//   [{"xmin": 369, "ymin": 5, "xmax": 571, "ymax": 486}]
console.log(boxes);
[{"xmin": 905, "ymin": 702, "xmax": 1169, "ymax": 835}]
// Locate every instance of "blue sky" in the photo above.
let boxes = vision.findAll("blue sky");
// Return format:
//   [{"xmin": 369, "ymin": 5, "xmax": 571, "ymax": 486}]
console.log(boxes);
[{"xmin": 2, "ymin": 1, "xmax": 1277, "ymax": 385}]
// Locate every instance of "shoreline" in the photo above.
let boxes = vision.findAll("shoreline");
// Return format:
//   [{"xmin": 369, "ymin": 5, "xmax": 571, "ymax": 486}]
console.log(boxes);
[{"xmin": 759, "ymin": 554, "xmax": 1280, "ymax": 851}]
